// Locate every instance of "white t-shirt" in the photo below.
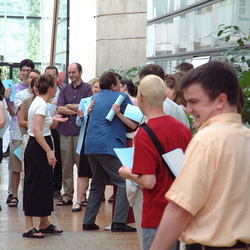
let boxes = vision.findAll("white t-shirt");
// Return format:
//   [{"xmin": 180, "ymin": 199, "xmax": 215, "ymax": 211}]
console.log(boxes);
[
  {"xmin": 12, "ymin": 88, "xmax": 33, "ymax": 140},
  {"xmin": 28, "ymin": 96, "xmax": 52, "ymax": 137},
  {"xmin": 163, "ymin": 98, "xmax": 190, "ymax": 128}
]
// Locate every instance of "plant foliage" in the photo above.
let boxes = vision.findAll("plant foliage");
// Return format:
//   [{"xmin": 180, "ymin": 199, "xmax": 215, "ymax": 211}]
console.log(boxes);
[{"xmin": 214, "ymin": 24, "xmax": 250, "ymax": 124}]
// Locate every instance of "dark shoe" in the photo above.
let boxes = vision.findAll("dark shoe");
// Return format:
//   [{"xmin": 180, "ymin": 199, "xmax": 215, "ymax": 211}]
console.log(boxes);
[
  {"xmin": 6, "ymin": 194, "xmax": 13, "ymax": 204},
  {"xmin": 22, "ymin": 228, "xmax": 44, "ymax": 238},
  {"xmin": 82, "ymin": 224, "xmax": 100, "ymax": 231},
  {"xmin": 81, "ymin": 196, "xmax": 88, "ymax": 206},
  {"xmin": 53, "ymin": 190, "xmax": 63, "ymax": 200},
  {"xmin": 39, "ymin": 224, "xmax": 63, "ymax": 234},
  {"xmin": 57, "ymin": 199, "xmax": 73, "ymax": 206},
  {"xmin": 72, "ymin": 203, "xmax": 82, "ymax": 212},
  {"xmin": 111, "ymin": 223, "xmax": 137, "ymax": 232},
  {"xmin": 3, "ymin": 152, "xmax": 9, "ymax": 158},
  {"xmin": 8, "ymin": 197, "xmax": 18, "ymax": 207},
  {"xmin": 108, "ymin": 195, "xmax": 114, "ymax": 203}
]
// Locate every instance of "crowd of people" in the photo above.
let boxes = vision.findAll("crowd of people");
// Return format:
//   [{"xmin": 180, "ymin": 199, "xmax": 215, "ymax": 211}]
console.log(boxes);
[{"xmin": 0, "ymin": 59, "xmax": 250, "ymax": 249}]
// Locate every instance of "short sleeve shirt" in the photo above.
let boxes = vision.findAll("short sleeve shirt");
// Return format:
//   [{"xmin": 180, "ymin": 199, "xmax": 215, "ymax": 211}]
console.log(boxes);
[
  {"xmin": 28, "ymin": 96, "xmax": 52, "ymax": 136},
  {"xmin": 166, "ymin": 113, "xmax": 250, "ymax": 245},
  {"xmin": 56, "ymin": 81, "xmax": 92, "ymax": 136},
  {"xmin": 132, "ymin": 116, "xmax": 192, "ymax": 228}
]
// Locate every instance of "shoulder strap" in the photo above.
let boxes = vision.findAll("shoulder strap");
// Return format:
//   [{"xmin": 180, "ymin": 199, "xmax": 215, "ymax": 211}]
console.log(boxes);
[{"xmin": 141, "ymin": 123, "xmax": 175, "ymax": 180}]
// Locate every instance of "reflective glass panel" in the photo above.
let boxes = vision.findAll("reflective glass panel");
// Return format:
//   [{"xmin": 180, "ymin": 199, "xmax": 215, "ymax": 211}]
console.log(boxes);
[
  {"xmin": 147, "ymin": 0, "xmax": 245, "ymax": 57},
  {"xmin": 0, "ymin": 1, "xmax": 4, "ymax": 15},
  {"xmin": 6, "ymin": 18, "xmax": 26, "ymax": 61},
  {"xmin": 147, "ymin": 0, "xmax": 204, "ymax": 19},
  {"xmin": 7, "ymin": 0, "xmax": 24, "ymax": 16},
  {"xmin": 26, "ymin": 0, "xmax": 41, "ymax": 16},
  {"xmin": 27, "ymin": 18, "xmax": 41, "ymax": 62}
]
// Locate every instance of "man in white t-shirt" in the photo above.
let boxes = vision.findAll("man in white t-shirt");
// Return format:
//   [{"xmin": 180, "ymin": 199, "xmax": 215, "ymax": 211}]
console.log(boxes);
[{"xmin": 8, "ymin": 69, "xmax": 40, "ymax": 207}]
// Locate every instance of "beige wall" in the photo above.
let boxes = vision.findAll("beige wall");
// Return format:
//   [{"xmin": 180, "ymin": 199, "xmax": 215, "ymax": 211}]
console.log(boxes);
[{"xmin": 96, "ymin": 0, "xmax": 147, "ymax": 75}]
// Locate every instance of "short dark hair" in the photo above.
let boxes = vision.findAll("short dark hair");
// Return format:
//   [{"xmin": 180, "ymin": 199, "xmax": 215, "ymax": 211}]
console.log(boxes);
[
  {"xmin": 120, "ymin": 79, "xmax": 137, "ymax": 97},
  {"xmin": 176, "ymin": 62, "xmax": 194, "ymax": 72},
  {"xmin": 99, "ymin": 72, "xmax": 119, "ymax": 90},
  {"xmin": 74, "ymin": 63, "xmax": 82, "ymax": 73},
  {"xmin": 34, "ymin": 74, "xmax": 56, "ymax": 95},
  {"xmin": 45, "ymin": 65, "xmax": 58, "ymax": 75},
  {"xmin": 180, "ymin": 61, "xmax": 240, "ymax": 106},
  {"xmin": 28, "ymin": 69, "xmax": 41, "ymax": 76},
  {"xmin": 139, "ymin": 64, "xmax": 165, "ymax": 80},
  {"xmin": 19, "ymin": 59, "xmax": 35, "ymax": 70}
]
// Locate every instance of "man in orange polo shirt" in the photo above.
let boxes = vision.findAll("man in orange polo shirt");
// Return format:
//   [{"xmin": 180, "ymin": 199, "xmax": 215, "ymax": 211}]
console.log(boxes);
[{"xmin": 151, "ymin": 61, "xmax": 250, "ymax": 249}]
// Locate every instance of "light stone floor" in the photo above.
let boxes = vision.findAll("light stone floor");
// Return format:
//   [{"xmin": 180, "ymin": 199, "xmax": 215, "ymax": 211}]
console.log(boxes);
[{"xmin": 0, "ymin": 131, "xmax": 140, "ymax": 250}]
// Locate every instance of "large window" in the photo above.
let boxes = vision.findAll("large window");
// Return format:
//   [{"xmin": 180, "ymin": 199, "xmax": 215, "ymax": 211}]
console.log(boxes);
[
  {"xmin": 147, "ymin": 0, "xmax": 205, "ymax": 20},
  {"xmin": 147, "ymin": 0, "xmax": 250, "ymax": 73},
  {"xmin": 0, "ymin": 0, "xmax": 41, "ymax": 63},
  {"xmin": 54, "ymin": 0, "xmax": 68, "ymax": 77},
  {"xmin": 0, "ymin": 0, "xmax": 69, "ymax": 83}
]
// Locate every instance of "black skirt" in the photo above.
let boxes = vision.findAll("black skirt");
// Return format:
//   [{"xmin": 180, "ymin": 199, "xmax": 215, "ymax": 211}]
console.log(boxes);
[
  {"xmin": 23, "ymin": 136, "xmax": 53, "ymax": 217},
  {"xmin": 78, "ymin": 143, "xmax": 92, "ymax": 178}
]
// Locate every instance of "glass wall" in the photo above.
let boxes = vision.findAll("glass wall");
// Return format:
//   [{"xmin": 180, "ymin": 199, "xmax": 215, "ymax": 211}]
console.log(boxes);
[
  {"xmin": 0, "ymin": 0, "xmax": 41, "ymax": 64},
  {"xmin": 0, "ymin": 0, "xmax": 69, "ymax": 82},
  {"xmin": 147, "ymin": 0, "xmax": 204, "ymax": 20},
  {"xmin": 54, "ymin": 0, "xmax": 68, "ymax": 82},
  {"xmin": 147, "ymin": 0, "xmax": 250, "ymax": 73}
]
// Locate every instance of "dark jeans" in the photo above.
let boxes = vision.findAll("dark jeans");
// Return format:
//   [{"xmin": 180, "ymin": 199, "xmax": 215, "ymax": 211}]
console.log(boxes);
[{"xmin": 51, "ymin": 129, "xmax": 62, "ymax": 192}]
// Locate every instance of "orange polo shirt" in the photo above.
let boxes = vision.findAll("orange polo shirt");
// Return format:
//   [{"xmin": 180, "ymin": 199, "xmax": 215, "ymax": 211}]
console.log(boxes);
[{"xmin": 166, "ymin": 113, "xmax": 250, "ymax": 246}]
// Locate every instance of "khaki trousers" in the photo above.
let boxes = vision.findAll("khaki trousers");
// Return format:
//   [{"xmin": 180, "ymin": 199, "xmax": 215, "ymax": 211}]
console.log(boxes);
[{"xmin": 60, "ymin": 135, "xmax": 80, "ymax": 201}]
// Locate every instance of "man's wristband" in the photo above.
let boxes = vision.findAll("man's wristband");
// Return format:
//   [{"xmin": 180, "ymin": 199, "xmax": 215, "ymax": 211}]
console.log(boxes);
[{"xmin": 6, "ymin": 98, "xmax": 10, "ymax": 101}]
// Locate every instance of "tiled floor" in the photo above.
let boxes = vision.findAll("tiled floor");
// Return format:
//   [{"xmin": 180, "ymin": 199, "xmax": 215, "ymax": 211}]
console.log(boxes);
[{"xmin": 0, "ymin": 132, "xmax": 140, "ymax": 250}]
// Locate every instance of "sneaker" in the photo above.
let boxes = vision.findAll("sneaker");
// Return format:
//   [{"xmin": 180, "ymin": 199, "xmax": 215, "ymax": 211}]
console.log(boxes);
[{"xmin": 53, "ymin": 190, "xmax": 63, "ymax": 200}]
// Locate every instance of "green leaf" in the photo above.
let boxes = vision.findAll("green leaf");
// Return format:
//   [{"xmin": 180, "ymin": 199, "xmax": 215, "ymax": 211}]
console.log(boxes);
[
  {"xmin": 237, "ymin": 39, "xmax": 244, "ymax": 46},
  {"xmin": 217, "ymin": 30, "xmax": 223, "ymax": 37},
  {"xmin": 225, "ymin": 35, "xmax": 230, "ymax": 42},
  {"xmin": 239, "ymin": 71, "xmax": 250, "ymax": 89}
]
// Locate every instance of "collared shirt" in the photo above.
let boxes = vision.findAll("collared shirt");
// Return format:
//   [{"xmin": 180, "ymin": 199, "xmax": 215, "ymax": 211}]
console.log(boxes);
[
  {"xmin": 166, "ymin": 113, "xmax": 250, "ymax": 246},
  {"xmin": 57, "ymin": 81, "xmax": 92, "ymax": 136}
]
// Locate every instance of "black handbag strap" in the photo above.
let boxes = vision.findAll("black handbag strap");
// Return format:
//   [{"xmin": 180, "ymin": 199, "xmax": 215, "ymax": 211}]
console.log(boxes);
[{"xmin": 141, "ymin": 123, "xmax": 176, "ymax": 180}]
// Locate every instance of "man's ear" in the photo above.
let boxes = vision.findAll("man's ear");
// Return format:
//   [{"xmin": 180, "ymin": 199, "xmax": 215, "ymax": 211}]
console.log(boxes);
[
  {"xmin": 138, "ymin": 92, "xmax": 143, "ymax": 103},
  {"xmin": 110, "ymin": 83, "xmax": 115, "ymax": 90},
  {"xmin": 216, "ymin": 93, "xmax": 227, "ymax": 110}
]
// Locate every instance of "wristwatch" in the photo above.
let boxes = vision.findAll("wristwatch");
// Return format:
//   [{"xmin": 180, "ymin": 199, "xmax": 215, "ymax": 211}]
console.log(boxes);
[{"xmin": 67, "ymin": 104, "xmax": 71, "ymax": 108}]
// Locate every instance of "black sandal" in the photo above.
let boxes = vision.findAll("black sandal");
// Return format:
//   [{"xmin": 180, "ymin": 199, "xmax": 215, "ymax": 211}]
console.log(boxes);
[
  {"xmin": 39, "ymin": 224, "xmax": 63, "ymax": 234},
  {"xmin": 56, "ymin": 199, "xmax": 73, "ymax": 206},
  {"xmin": 8, "ymin": 197, "xmax": 18, "ymax": 207},
  {"xmin": 72, "ymin": 203, "xmax": 82, "ymax": 212},
  {"xmin": 22, "ymin": 228, "xmax": 44, "ymax": 238}
]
